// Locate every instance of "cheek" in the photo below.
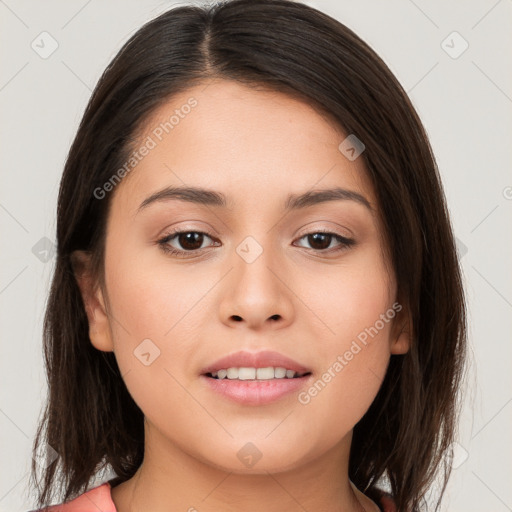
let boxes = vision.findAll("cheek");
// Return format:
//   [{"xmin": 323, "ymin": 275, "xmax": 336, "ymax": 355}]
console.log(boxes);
[
  {"xmin": 298, "ymin": 246, "xmax": 394, "ymax": 355},
  {"xmin": 297, "ymin": 313, "xmax": 393, "ymax": 444},
  {"xmin": 101, "ymin": 253, "xmax": 212, "ymax": 429},
  {"xmin": 102, "ymin": 241, "xmax": 227, "ymax": 399},
  {"xmin": 104, "ymin": 243, "xmax": 218, "ymax": 341},
  {"xmin": 294, "ymin": 250, "xmax": 394, "ymax": 424}
]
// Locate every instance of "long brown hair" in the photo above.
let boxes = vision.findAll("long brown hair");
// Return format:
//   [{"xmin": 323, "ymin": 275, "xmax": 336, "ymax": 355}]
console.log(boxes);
[{"xmin": 30, "ymin": 1, "xmax": 467, "ymax": 510}]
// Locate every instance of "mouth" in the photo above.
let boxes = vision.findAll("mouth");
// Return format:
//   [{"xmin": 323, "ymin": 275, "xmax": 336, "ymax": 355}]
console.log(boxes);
[
  {"xmin": 200, "ymin": 367, "xmax": 313, "ymax": 406},
  {"xmin": 199, "ymin": 350, "xmax": 313, "ymax": 404},
  {"xmin": 204, "ymin": 367, "xmax": 312, "ymax": 380},
  {"xmin": 200, "ymin": 349, "xmax": 312, "ymax": 378}
]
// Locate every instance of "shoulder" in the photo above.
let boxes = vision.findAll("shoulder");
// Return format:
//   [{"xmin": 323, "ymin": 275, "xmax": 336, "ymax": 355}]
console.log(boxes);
[
  {"xmin": 28, "ymin": 482, "xmax": 116, "ymax": 512},
  {"xmin": 376, "ymin": 490, "xmax": 398, "ymax": 512},
  {"xmin": 29, "ymin": 480, "xmax": 396, "ymax": 512}
]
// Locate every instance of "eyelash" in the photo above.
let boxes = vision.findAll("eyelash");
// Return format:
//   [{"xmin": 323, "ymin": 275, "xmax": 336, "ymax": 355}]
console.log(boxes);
[{"xmin": 157, "ymin": 229, "xmax": 356, "ymax": 258}]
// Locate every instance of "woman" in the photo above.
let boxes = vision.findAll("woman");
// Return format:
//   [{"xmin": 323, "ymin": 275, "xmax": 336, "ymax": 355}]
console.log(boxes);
[{"xmin": 29, "ymin": 1, "xmax": 467, "ymax": 510}]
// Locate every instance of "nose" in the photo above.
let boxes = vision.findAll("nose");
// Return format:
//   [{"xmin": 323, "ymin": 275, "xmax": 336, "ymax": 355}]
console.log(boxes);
[{"xmin": 218, "ymin": 242, "xmax": 295, "ymax": 331}]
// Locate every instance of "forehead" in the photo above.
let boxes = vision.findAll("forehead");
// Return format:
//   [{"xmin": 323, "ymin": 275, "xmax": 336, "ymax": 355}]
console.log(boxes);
[{"xmin": 114, "ymin": 79, "xmax": 377, "ymax": 215}]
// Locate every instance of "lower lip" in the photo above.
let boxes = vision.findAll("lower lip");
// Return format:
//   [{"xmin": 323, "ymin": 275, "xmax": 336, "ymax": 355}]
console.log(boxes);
[{"xmin": 200, "ymin": 374, "xmax": 313, "ymax": 405}]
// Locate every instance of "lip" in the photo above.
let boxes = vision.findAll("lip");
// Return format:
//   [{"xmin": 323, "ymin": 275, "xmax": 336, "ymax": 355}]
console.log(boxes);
[
  {"xmin": 199, "ymin": 350, "xmax": 313, "ymax": 406},
  {"xmin": 200, "ymin": 373, "xmax": 313, "ymax": 405},
  {"xmin": 200, "ymin": 350, "xmax": 312, "ymax": 375}
]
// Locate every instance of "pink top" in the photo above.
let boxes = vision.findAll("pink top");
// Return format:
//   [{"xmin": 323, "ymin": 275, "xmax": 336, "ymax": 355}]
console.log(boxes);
[
  {"xmin": 30, "ymin": 481, "xmax": 397, "ymax": 511},
  {"xmin": 30, "ymin": 482, "xmax": 116, "ymax": 512}
]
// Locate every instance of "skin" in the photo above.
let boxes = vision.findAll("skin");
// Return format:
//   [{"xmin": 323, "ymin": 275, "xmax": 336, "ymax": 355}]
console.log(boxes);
[{"xmin": 74, "ymin": 79, "xmax": 411, "ymax": 512}]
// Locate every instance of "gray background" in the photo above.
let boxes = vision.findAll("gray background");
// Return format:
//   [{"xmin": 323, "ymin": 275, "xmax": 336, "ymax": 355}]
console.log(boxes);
[{"xmin": 1, "ymin": 0, "xmax": 511, "ymax": 510}]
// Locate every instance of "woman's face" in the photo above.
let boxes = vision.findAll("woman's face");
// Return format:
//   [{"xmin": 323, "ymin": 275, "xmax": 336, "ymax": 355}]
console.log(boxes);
[{"xmin": 80, "ymin": 79, "xmax": 410, "ymax": 474}]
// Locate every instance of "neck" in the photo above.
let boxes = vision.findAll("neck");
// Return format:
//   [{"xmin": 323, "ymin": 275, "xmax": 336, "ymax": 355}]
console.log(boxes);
[{"xmin": 110, "ymin": 422, "xmax": 376, "ymax": 512}]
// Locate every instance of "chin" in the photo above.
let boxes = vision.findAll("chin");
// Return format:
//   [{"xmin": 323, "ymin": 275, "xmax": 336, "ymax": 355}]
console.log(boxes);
[{"xmin": 195, "ymin": 440, "xmax": 310, "ymax": 475}]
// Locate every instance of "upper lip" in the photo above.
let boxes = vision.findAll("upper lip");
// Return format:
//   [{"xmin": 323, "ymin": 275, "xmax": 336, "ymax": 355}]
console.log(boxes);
[{"xmin": 200, "ymin": 350, "xmax": 312, "ymax": 375}]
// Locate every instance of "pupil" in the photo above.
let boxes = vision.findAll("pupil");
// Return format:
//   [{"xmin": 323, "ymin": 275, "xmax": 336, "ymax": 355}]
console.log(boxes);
[
  {"xmin": 179, "ymin": 232, "xmax": 203, "ymax": 250},
  {"xmin": 309, "ymin": 233, "xmax": 331, "ymax": 250},
  {"xmin": 176, "ymin": 233, "xmax": 332, "ymax": 251}
]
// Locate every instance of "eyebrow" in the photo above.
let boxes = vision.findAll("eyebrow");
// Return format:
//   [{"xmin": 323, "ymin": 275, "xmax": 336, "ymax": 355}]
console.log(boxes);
[{"xmin": 137, "ymin": 185, "xmax": 373, "ymax": 213}]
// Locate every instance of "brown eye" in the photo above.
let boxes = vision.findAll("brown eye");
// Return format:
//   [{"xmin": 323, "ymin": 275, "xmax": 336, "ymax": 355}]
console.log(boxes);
[
  {"xmin": 306, "ymin": 233, "xmax": 332, "ymax": 250},
  {"xmin": 175, "ymin": 232, "xmax": 206, "ymax": 251},
  {"xmin": 294, "ymin": 231, "xmax": 355, "ymax": 253},
  {"xmin": 158, "ymin": 231, "xmax": 218, "ymax": 257}
]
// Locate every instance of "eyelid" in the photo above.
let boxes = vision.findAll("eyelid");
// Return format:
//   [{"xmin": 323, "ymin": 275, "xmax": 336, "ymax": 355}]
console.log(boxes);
[
  {"xmin": 294, "ymin": 219, "xmax": 354, "ymax": 238},
  {"xmin": 295, "ymin": 226, "xmax": 352, "ymax": 240},
  {"xmin": 158, "ymin": 228, "xmax": 218, "ymax": 247},
  {"xmin": 158, "ymin": 224, "xmax": 352, "ymax": 244},
  {"xmin": 292, "ymin": 231, "xmax": 356, "ymax": 253},
  {"xmin": 157, "ymin": 227, "xmax": 355, "ymax": 259},
  {"xmin": 156, "ymin": 222, "xmax": 217, "ymax": 239}
]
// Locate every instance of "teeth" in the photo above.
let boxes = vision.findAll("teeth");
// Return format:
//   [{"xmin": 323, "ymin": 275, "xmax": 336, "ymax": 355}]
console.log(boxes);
[
  {"xmin": 227, "ymin": 367, "xmax": 239, "ymax": 379},
  {"xmin": 274, "ymin": 367, "xmax": 287, "ymax": 378},
  {"xmin": 209, "ymin": 367, "xmax": 305, "ymax": 380},
  {"xmin": 256, "ymin": 367, "xmax": 274, "ymax": 380},
  {"xmin": 239, "ymin": 367, "xmax": 256, "ymax": 380}
]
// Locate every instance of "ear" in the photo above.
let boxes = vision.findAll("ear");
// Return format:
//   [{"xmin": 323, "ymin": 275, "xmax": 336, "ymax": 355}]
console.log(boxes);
[
  {"xmin": 389, "ymin": 302, "xmax": 412, "ymax": 355},
  {"xmin": 71, "ymin": 250, "xmax": 114, "ymax": 352}
]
